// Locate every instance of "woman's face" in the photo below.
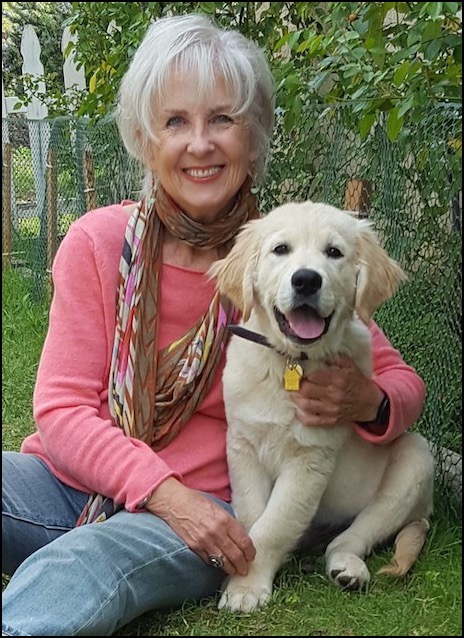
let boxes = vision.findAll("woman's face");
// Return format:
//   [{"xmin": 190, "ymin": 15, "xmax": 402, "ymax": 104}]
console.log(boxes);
[{"xmin": 149, "ymin": 71, "xmax": 254, "ymax": 223}]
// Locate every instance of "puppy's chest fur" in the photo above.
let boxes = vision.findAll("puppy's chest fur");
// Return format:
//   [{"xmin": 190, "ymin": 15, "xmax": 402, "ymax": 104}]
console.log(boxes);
[{"xmin": 223, "ymin": 317, "xmax": 372, "ymax": 476}]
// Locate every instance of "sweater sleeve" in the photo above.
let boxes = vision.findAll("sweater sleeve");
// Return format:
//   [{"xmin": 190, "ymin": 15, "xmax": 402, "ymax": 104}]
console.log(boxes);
[
  {"xmin": 353, "ymin": 321, "xmax": 426, "ymax": 445},
  {"xmin": 32, "ymin": 220, "xmax": 181, "ymax": 511}
]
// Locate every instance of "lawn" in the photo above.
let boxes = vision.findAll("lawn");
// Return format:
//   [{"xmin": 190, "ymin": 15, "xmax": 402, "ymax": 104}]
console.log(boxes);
[{"xmin": 2, "ymin": 267, "xmax": 462, "ymax": 636}]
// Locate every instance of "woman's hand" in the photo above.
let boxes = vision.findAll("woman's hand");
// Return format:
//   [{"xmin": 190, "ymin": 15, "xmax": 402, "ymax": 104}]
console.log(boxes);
[
  {"xmin": 145, "ymin": 477, "xmax": 255, "ymax": 576},
  {"xmin": 291, "ymin": 355, "xmax": 384, "ymax": 428}
]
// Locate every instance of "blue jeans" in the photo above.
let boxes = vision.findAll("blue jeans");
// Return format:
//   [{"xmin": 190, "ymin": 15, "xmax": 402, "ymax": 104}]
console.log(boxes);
[{"xmin": 2, "ymin": 452, "xmax": 231, "ymax": 636}]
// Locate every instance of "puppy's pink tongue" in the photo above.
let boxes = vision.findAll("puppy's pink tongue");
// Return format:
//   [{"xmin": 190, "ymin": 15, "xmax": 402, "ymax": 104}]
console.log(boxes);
[{"xmin": 287, "ymin": 311, "xmax": 325, "ymax": 339}]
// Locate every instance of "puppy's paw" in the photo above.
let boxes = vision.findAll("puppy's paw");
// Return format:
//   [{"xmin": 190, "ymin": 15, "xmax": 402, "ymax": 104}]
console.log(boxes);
[
  {"xmin": 327, "ymin": 552, "xmax": 370, "ymax": 592},
  {"xmin": 218, "ymin": 575, "xmax": 272, "ymax": 613}
]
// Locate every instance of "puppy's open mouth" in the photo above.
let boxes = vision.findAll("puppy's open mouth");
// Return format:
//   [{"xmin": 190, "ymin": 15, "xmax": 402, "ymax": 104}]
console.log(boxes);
[{"xmin": 274, "ymin": 305, "xmax": 333, "ymax": 344}]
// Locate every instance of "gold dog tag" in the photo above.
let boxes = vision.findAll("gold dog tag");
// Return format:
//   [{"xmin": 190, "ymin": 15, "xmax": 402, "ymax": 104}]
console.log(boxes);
[{"xmin": 284, "ymin": 361, "xmax": 303, "ymax": 391}]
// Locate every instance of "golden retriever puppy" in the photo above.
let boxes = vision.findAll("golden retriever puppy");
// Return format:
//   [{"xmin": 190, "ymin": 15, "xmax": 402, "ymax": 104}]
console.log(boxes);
[{"xmin": 209, "ymin": 201, "xmax": 434, "ymax": 613}]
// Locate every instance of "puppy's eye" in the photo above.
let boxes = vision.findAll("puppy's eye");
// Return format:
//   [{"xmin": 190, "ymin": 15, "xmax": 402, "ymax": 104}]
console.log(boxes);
[
  {"xmin": 326, "ymin": 246, "xmax": 343, "ymax": 259},
  {"xmin": 273, "ymin": 244, "xmax": 290, "ymax": 255}
]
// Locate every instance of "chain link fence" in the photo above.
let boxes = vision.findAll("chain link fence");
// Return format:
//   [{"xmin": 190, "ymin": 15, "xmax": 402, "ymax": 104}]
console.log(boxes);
[{"xmin": 2, "ymin": 104, "xmax": 462, "ymax": 504}]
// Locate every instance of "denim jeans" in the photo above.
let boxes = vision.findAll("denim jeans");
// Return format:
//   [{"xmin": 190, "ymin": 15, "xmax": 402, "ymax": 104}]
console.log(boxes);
[{"xmin": 2, "ymin": 452, "xmax": 231, "ymax": 636}]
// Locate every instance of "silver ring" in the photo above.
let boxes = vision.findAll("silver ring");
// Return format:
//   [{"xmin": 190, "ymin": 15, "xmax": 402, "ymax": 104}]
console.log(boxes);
[{"xmin": 208, "ymin": 554, "xmax": 225, "ymax": 569}]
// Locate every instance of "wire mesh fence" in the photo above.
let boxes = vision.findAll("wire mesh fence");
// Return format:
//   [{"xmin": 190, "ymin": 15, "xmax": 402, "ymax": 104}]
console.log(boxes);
[{"xmin": 2, "ymin": 104, "xmax": 462, "ymax": 504}]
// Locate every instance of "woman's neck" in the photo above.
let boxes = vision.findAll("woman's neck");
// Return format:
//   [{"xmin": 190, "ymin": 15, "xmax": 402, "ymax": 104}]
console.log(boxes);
[{"xmin": 162, "ymin": 232, "xmax": 219, "ymax": 271}]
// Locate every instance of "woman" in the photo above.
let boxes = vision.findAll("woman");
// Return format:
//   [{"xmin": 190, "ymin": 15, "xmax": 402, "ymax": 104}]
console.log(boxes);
[{"xmin": 2, "ymin": 13, "xmax": 425, "ymax": 637}]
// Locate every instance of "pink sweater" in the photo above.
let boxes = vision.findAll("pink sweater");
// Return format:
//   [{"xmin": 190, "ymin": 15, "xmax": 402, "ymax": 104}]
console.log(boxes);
[{"xmin": 23, "ymin": 204, "xmax": 426, "ymax": 511}]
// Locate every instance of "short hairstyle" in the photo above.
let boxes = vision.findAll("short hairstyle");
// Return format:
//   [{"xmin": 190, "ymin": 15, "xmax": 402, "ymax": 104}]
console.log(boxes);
[{"xmin": 116, "ymin": 13, "xmax": 275, "ymax": 183}]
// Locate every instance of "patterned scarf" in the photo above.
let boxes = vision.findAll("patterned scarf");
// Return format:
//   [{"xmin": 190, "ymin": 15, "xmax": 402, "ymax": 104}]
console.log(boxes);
[{"xmin": 76, "ymin": 177, "xmax": 259, "ymax": 525}]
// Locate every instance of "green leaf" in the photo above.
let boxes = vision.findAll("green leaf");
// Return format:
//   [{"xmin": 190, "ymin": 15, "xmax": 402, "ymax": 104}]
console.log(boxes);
[
  {"xmin": 419, "ymin": 3, "xmax": 430, "ymax": 16},
  {"xmin": 308, "ymin": 35, "xmax": 323, "ymax": 55},
  {"xmin": 283, "ymin": 108, "xmax": 295, "ymax": 133},
  {"xmin": 288, "ymin": 30, "xmax": 301, "ymax": 48},
  {"xmin": 373, "ymin": 69, "xmax": 389, "ymax": 85},
  {"xmin": 198, "ymin": 2, "xmax": 217, "ymax": 14},
  {"xmin": 359, "ymin": 113, "xmax": 376, "ymax": 139},
  {"xmin": 89, "ymin": 71, "xmax": 97, "ymax": 94},
  {"xmin": 285, "ymin": 74, "xmax": 300, "ymax": 90},
  {"xmin": 353, "ymin": 16, "xmax": 369, "ymax": 37},
  {"xmin": 351, "ymin": 86, "xmax": 368, "ymax": 100},
  {"xmin": 343, "ymin": 65, "xmax": 362, "ymax": 78},
  {"xmin": 63, "ymin": 40, "xmax": 74, "ymax": 58},
  {"xmin": 386, "ymin": 107, "xmax": 403, "ymax": 142},
  {"xmin": 407, "ymin": 30, "xmax": 422, "ymax": 48},
  {"xmin": 296, "ymin": 40, "xmax": 311, "ymax": 53},
  {"xmin": 343, "ymin": 31, "xmax": 361, "ymax": 41},
  {"xmin": 426, "ymin": 2, "xmax": 444, "ymax": 19},
  {"xmin": 424, "ymin": 39, "xmax": 441, "ymax": 61},
  {"xmin": 352, "ymin": 101, "xmax": 366, "ymax": 114},
  {"xmin": 411, "ymin": 56, "xmax": 424, "ymax": 73},
  {"xmin": 398, "ymin": 95, "xmax": 415, "ymax": 118},
  {"xmin": 416, "ymin": 90, "xmax": 429, "ymax": 107},
  {"xmin": 274, "ymin": 33, "xmax": 291, "ymax": 52},
  {"xmin": 370, "ymin": 46, "xmax": 386, "ymax": 70},
  {"xmin": 307, "ymin": 70, "xmax": 332, "ymax": 93},
  {"xmin": 422, "ymin": 19, "xmax": 442, "ymax": 43},
  {"xmin": 393, "ymin": 61, "xmax": 410, "ymax": 87},
  {"xmin": 319, "ymin": 56, "xmax": 336, "ymax": 70}
]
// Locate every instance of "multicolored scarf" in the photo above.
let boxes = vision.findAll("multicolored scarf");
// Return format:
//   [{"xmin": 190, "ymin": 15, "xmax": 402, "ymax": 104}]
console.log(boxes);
[{"xmin": 76, "ymin": 177, "xmax": 260, "ymax": 525}]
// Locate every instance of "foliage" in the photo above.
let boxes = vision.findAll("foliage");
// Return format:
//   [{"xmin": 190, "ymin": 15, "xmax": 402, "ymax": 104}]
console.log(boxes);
[
  {"xmin": 4, "ymin": 3, "xmax": 462, "ymax": 135},
  {"xmin": 61, "ymin": 2, "xmax": 282, "ymax": 119},
  {"xmin": 270, "ymin": 2, "xmax": 462, "ymax": 139},
  {"xmin": 61, "ymin": 2, "xmax": 462, "ymax": 139},
  {"xmin": 2, "ymin": 1, "xmax": 73, "ymax": 110},
  {"xmin": 62, "ymin": 2, "xmax": 200, "ymax": 120},
  {"xmin": 10, "ymin": 72, "xmax": 84, "ymax": 115}
]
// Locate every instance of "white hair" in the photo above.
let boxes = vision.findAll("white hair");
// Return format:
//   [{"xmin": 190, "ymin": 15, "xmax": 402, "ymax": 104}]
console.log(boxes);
[{"xmin": 116, "ymin": 13, "xmax": 275, "ymax": 183}]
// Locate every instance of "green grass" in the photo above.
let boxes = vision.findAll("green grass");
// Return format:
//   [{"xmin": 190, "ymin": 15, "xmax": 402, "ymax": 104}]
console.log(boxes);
[
  {"xmin": 2, "ymin": 267, "xmax": 462, "ymax": 636},
  {"xmin": 17, "ymin": 213, "xmax": 78, "ymax": 238},
  {"xmin": 2, "ymin": 268, "xmax": 50, "ymax": 448},
  {"xmin": 112, "ymin": 514, "xmax": 462, "ymax": 636}
]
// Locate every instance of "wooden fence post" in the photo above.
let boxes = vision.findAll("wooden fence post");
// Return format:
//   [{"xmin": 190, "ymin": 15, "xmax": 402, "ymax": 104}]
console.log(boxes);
[
  {"xmin": 2, "ymin": 142, "xmax": 12, "ymax": 268},
  {"xmin": 344, "ymin": 179, "xmax": 372, "ymax": 217},
  {"xmin": 46, "ymin": 149, "xmax": 58, "ymax": 274},
  {"xmin": 83, "ymin": 149, "xmax": 96, "ymax": 211}
]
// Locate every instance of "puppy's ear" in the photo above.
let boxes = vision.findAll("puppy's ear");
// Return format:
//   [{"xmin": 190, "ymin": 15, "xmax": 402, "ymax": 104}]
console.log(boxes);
[
  {"xmin": 207, "ymin": 221, "xmax": 260, "ymax": 321},
  {"xmin": 355, "ymin": 221, "xmax": 407, "ymax": 324}
]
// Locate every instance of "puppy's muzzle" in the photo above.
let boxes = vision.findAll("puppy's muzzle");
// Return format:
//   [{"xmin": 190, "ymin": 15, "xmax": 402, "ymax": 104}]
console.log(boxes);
[
  {"xmin": 274, "ymin": 269, "xmax": 333, "ymax": 344},
  {"xmin": 291, "ymin": 268, "xmax": 322, "ymax": 297}
]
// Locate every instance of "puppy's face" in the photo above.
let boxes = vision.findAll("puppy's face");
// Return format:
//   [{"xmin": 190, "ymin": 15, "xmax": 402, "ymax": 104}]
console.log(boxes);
[{"xmin": 209, "ymin": 201, "xmax": 405, "ymax": 348}]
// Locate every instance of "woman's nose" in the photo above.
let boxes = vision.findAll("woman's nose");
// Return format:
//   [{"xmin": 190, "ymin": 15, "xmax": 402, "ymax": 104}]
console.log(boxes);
[{"xmin": 187, "ymin": 126, "xmax": 215, "ymax": 156}]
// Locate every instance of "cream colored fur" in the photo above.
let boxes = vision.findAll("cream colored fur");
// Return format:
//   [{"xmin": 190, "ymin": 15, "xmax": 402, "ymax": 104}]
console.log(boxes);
[{"xmin": 209, "ymin": 201, "xmax": 434, "ymax": 613}]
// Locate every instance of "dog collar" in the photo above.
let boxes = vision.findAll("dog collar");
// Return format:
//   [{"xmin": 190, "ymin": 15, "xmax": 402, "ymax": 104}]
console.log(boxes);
[
  {"xmin": 227, "ymin": 324, "xmax": 308, "ymax": 391},
  {"xmin": 227, "ymin": 325, "xmax": 308, "ymax": 362}
]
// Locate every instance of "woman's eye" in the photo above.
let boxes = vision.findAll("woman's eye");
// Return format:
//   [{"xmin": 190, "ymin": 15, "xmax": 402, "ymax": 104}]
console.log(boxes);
[
  {"xmin": 326, "ymin": 246, "xmax": 343, "ymax": 259},
  {"xmin": 273, "ymin": 244, "xmax": 290, "ymax": 255},
  {"xmin": 166, "ymin": 116, "xmax": 184, "ymax": 128},
  {"xmin": 213, "ymin": 114, "xmax": 233, "ymax": 125}
]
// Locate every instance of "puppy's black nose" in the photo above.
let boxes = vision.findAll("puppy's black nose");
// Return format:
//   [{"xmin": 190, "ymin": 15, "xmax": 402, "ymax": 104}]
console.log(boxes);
[{"xmin": 291, "ymin": 269, "xmax": 322, "ymax": 295}]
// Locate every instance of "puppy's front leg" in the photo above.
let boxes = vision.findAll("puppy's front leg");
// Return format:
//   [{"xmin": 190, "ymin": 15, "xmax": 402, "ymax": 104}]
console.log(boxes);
[
  {"xmin": 219, "ymin": 452, "xmax": 334, "ymax": 612},
  {"xmin": 227, "ymin": 432, "xmax": 272, "ymax": 531}
]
